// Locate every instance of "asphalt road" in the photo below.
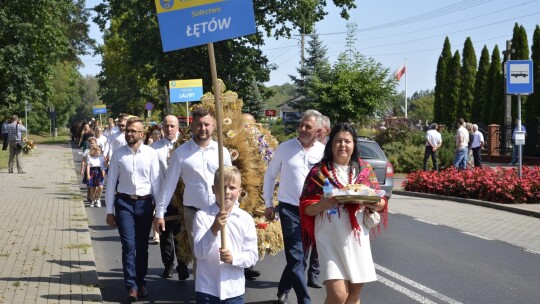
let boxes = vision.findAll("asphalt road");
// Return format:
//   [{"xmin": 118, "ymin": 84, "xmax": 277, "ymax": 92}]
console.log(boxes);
[{"xmin": 72, "ymin": 144, "xmax": 540, "ymax": 303}]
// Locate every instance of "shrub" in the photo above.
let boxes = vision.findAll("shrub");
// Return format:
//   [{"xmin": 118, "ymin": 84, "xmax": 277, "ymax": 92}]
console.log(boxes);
[{"xmin": 403, "ymin": 166, "xmax": 540, "ymax": 204}]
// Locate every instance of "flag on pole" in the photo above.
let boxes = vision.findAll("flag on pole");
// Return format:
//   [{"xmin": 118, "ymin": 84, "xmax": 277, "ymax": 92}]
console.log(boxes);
[{"xmin": 394, "ymin": 63, "xmax": 406, "ymax": 81}]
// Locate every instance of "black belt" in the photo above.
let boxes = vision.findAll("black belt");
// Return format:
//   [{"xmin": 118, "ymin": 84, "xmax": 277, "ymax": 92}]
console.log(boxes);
[
  {"xmin": 116, "ymin": 192, "xmax": 151, "ymax": 201},
  {"xmin": 185, "ymin": 205, "xmax": 200, "ymax": 212}
]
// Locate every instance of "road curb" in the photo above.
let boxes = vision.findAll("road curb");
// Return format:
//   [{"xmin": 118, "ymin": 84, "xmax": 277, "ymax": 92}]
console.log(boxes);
[{"xmin": 393, "ymin": 190, "xmax": 540, "ymax": 219}]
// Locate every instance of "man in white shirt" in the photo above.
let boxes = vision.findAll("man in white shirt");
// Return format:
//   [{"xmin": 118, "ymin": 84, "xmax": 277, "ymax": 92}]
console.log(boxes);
[
  {"xmin": 422, "ymin": 123, "xmax": 443, "ymax": 171},
  {"xmin": 154, "ymin": 107, "xmax": 232, "ymax": 279},
  {"xmin": 105, "ymin": 117, "xmax": 161, "ymax": 302},
  {"xmin": 263, "ymin": 109, "xmax": 325, "ymax": 304},
  {"xmin": 453, "ymin": 118, "xmax": 469, "ymax": 170},
  {"xmin": 471, "ymin": 124, "xmax": 485, "ymax": 167},
  {"xmin": 150, "ymin": 115, "xmax": 189, "ymax": 280}
]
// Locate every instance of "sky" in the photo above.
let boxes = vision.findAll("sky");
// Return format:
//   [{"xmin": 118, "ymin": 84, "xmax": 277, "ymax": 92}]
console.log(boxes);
[{"xmin": 79, "ymin": 0, "xmax": 540, "ymax": 97}]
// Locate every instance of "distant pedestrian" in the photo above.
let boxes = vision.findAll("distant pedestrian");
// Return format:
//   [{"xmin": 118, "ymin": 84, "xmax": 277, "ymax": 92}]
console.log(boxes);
[
  {"xmin": 86, "ymin": 146, "xmax": 106, "ymax": 208},
  {"xmin": 471, "ymin": 124, "xmax": 484, "ymax": 167},
  {"xmin": 422, "ymin": 123, "xmax": 442, "ymax": 171},
  {"xmin": 466, "ymin": 123, "xmax": 474, "ymax": 169},
  {"xmin": 78, "ymin": 122, "xmax": 94, "ymax": 151},
  {"xmin": 2, "ymin": 118, "xmax": 8, "ymax": 150},
  {"xmin": 106, "ymin": 114, "xmax": 129, "ymax": 164},
  {"xmin": 6, "ymin": 115, "xmax": 27, "ymax": 174},
  {"xmin": 509, "ymin": 119, "xmax": 527, "ymax": 165},
  {"xmin": 453, "ymin": 118, "xmax": 469, "ymax": 170},
  {"xmin": 105, "ymin": 117, "xmax": 161, "ymax": 302}
]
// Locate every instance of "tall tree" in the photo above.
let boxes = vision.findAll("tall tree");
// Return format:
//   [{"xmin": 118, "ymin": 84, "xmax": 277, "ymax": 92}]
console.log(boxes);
[
  {"xmin": 473, "ymin": 46, "xmax": 490, "ymax": 124},
  {"xmin": 312, "ymin": 52, "xmax": 396, "ymax": 123},
  {"xmin": 511, "ymin": 23, "xmax": 530, "ymax": 120},
  {"xmin": 434, "ymin": 37, "xmax": 452, "ymax": 125},
  {"xmin": 485, "ymin": 45, "xmax": 504, "ymax": 125},
  {"xmin": 0, "ymin": 0, "xmax": 93, "ymax": 121},
  {"xmin": 242, "ymin": 79, "xmax": 266, "ymax": 120},
  {"xmin": 524, "ymin": 25, "xmax": 540, "ymax": 155},
  {"xmin": 446, "ymin": 51, "xmax": 461, "ymax": 128},
  {"xmin": 458, "ymin": 37, "xmax": 477, "ymax": 121},
  {"xmin": 289, "ymin": 31, "xmax": 330, "ymax": 112}
]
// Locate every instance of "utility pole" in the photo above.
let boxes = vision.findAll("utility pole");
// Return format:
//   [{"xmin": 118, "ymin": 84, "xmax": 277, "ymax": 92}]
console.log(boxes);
[
  {"xmin": 502, "ymin": 40, "xmax": 514, "ymax": 154},
  {"xmin": 300, "ymin": 31, "xmax": 305, "ymax": 73}
]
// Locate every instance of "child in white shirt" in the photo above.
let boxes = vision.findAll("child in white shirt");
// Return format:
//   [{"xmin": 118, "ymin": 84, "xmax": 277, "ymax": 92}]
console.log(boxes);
[
  {"xmin": 86, "ymin": 146, "xmax": 106, "ymax": 207},
  {"xmin": 193, "ymin": 166, "xmax": 258, "ymax": 303}
]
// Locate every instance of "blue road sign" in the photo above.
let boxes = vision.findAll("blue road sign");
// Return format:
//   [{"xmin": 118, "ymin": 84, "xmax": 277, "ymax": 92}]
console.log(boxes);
[
  {"xmin": 506, "ymin": 60, "xmax": 534, "ymax": 95},
  {"xmin": 155, "ymin": 0, "xmax": 256, "ymax": 52},
  {"xmin": 92, "ymin": 105, "xmax": 107, "ymax": 115},
  {"xmin": 169, "ymin": 79, "xmax": 203, "ymax": 103}
]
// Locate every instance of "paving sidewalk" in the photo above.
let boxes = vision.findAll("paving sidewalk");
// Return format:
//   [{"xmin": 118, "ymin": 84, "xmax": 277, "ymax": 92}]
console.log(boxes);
[{"xmin": 0, "ymin": 143, "xmax": 101, "ymax": 303}]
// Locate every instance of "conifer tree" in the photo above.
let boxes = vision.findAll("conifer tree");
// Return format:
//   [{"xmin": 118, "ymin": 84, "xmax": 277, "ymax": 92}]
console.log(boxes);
[
  {"xmin": 446, "ymin": 51, "xmax": 461, "ymax": 128},
  {"xmin": 473, "ymin": 46, "xmax": 490, "ymax": 124},
  {"xmin": 458, "ymin": 37, "xmax": 477, "ymax": 121},
  {"xmin": 524, "ymin": 25, "xmax": 540, "ymax": 155},
  {"xmin": 486, "ymin": 46, "xmax": 504, "ymax": 125},
  {"xmin": 434, "ymin": 37, "xmax": 452, "ymax": 124},
  {"xmin": 289, "ymin": 31, "xmax": 330, "ymax": 111}
]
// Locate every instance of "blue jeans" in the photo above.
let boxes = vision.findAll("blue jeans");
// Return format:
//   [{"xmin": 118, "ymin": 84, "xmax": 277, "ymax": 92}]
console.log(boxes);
[
  {"xmin": 277, "ymin": 202, "xmax": 311, "ymax": 304},
  {"xmin": 511, "ymin": 144, "xmax": 520, "ymax": 164},
  {"xmin": 115, "ymin": 196, "xmax": 154, "ymax": 291},
  {"xmin": 196, "ymin": 292, "xmax": 244, "ymax": 304},
  {"xmin": 453, "ymin": 147, "xmax": 468, "ymax": 170}
]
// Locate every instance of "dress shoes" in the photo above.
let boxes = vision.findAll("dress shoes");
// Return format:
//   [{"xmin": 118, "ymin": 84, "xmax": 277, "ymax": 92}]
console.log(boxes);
[
  {"xmin": 276, "ymin": 292, "xmax": 288, "ymax": 304},
  {"xmin": 307, "ymin": 276, "xmax": 323, "ymax": 288},
  {"xmin": 138, "ymin": 285, "xmax": 148, "ymax": 297},
  {"xmin": 244, "ymin": 267, "xmax": 260, "ymax": 279},
  {"xmin": 127, "ymin": 288, "xmax": 138, "ymax": 302},
  {"xmin": 177, "ymin": 265, "xmax": 189, "ymax": 280},
  {"xmin": 162, "ymin": 264, "xmax": 174, "ymax": 278}
]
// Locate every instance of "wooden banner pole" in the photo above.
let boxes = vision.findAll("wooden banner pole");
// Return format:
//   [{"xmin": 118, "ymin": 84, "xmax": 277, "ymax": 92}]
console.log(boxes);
[{"xmin": 207, "ymin": 42, "xmax": 226, "ymax": 249}]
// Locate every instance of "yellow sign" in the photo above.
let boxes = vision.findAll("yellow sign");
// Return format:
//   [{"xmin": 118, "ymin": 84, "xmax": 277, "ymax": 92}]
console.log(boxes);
[
  {"xmin": 169, "ymin": 79, "xmax": 203, "ymax": 88},
  {"xmin": 155, "ymin": 0, "xmax": 224, "ymax": 14}
]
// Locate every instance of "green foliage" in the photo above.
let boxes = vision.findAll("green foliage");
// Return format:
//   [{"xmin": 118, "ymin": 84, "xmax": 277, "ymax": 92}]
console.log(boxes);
[
  {"xmin": 473, "ymin": 46, "xmax": 490, "ymax": 124},
  {"xmin": 243, "ymin": 80, "xmax": 266, "ymax": 120},
  {"xmin": 458, "ymin": 37, "xmax": 477, "ymax": 121},
  {"xmin": 0, "ymin": 0, "xmax": 93, "ymax": 120},
  {"xmin": 524, "ymin": 26, "xmax": 540, "ymax": 155},
  {"xmin": 408, "ymin": 90, "xmax": 434, "ymax": 122},
  {"xmin": 383, "ymin": 142, "xmax": 424, "ymax": 173},
  {"xmin": 445, "ymin": 51, "xmax": 461, "ymax": 127},
  {"xmin": 486, "ymin": 46, "xmax": 504, "ymax": 125},
  {"xmin": 434, "ymin": 37, "xmax": 452, "ymax": 124}
]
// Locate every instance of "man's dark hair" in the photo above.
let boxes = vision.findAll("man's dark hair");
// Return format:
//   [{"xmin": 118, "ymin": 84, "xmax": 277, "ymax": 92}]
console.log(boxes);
[
  {"xmin": 192, "ymin": 107, "xmax": 214, "ymax": 119},
  {"xmin": 126, "ymin": 117, "xmax": 143, "ymax": 127}
]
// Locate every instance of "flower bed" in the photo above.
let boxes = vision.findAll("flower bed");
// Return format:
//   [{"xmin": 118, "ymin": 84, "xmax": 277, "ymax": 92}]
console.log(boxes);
[{"xmin": 403, "ymin": 166, "xmax": 540, "ymax": 204}]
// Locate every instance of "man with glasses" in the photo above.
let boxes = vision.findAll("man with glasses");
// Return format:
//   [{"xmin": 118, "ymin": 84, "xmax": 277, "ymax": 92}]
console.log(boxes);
[
  {"xmin": 151, "ymin": 115, "xmax": 190, "ymax": 280},
  {"xmin": 105, "ymin": 117, "xmax": 161, "ymax": 302}
]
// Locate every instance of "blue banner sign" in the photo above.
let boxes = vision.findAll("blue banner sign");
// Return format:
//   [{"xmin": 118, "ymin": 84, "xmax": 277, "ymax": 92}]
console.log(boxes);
[
  {"xmin": 92, "ymin": 104, "xmax": 107, "ymax": 115},
  {"xmin": 506, "ymin": 60, "xmax": 534, "ymax": 95},
  {"xmin": 155, "ymin": 0, "xmax": 256, "ymax": 52},
  {"xmin": 170, "ymin": 79, "xmax": 203, "ymax": 103}
]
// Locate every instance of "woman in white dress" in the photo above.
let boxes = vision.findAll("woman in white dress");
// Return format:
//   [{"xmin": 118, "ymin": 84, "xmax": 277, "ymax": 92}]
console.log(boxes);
[{"xmin": 299, "ymin": 122, "xmax": 388, "ymax": 304}]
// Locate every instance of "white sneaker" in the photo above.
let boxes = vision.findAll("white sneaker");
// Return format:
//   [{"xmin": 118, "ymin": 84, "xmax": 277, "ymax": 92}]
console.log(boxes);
[
  {"xmin": 95, "ymin": 200, "xmax": 101, "ymax": 208},
  {"xmin": 90, "ymin": 201, "xmax": 95, "ymax": 208}
]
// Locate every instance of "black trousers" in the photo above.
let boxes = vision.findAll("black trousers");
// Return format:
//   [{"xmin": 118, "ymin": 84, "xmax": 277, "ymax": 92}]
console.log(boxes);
[
  {"xmin": 422, "ymin": 146, "xmax": 438, "ymax": 171},
  {"xmin": 159, "ymin": 219, "xmax": 188, "ymax": 272},
  {"xmin": 472, "ymin": 146, "xmax": 482, "ymax": 167},
  {"xmin": 2, "ymin": 133, "xmax": 8, "ymax": 150}
]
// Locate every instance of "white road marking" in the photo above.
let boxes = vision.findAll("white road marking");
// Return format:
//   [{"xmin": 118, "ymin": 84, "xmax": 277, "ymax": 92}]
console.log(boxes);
[
  {"xmin": 377, "ymin": 274, "xmax": 438, "ymax": 304},
  {"xmin": 523, "ymin": 248, "xmax": 540, "ymax": 255},
  {"xmin": 461, "ymin": 231, "xmax": 493, "ymax": 240},
  {"xmin": 376, "ymin": 264, "xmax": 464, "ymax": 304},
  {"xmin": 414, "ymin": 218, "xmax": 439, "ymax": 226}
]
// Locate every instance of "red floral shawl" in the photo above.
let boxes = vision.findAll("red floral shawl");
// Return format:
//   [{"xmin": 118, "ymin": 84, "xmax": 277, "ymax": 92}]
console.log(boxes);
[{"xmin": 299, "ymin": 158, "xmax": 388, "ymax": 248}]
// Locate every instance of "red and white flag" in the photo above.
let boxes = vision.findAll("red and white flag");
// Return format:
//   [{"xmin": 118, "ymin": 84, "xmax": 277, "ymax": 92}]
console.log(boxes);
[{"xmin": 394, "ymin": 63, "xmax": 406, "ymax": 81}]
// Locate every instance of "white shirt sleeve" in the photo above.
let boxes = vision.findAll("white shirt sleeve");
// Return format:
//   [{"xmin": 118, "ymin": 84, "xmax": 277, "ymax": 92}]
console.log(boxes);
[
  {"xmin": 155, "ymin": 149, "xmax": 183, "ymax": 218},
  {"xmin": 263, "ymin": 147, "xmax": 282, "ymax": 208},
  {"xmin": 105, "ymin": 152, "xmax": 120, "ymax": 214}
]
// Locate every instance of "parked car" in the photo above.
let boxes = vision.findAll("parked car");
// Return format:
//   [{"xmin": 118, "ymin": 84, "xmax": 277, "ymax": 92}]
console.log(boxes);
[{"xmin": 357, "ymin": 137, "xmax": 394, "ymax": 198}]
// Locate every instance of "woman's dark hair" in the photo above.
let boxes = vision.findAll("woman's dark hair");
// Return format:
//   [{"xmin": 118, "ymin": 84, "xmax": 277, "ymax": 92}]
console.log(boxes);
[{"xmin": 322, "ymin": 122, "xmax": 359, "ymax": 167}]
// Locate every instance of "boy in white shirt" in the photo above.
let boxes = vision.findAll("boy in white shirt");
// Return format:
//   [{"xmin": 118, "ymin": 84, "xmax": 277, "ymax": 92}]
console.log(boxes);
[{"xmin": 193, "ymin": 166, "xmax": 258, "ymax": 303}]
